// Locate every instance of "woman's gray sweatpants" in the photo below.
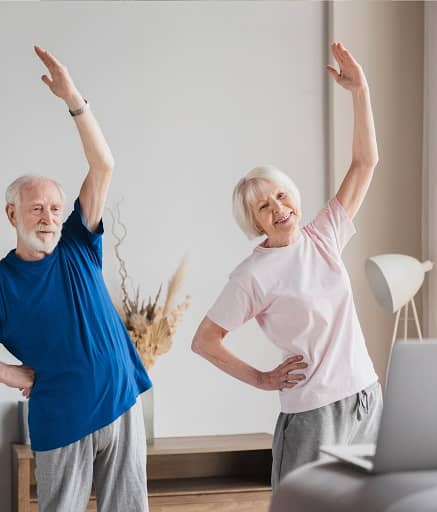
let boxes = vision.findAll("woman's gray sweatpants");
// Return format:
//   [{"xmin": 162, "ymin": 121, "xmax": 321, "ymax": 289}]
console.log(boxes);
[
  {"xmin": 34, "ymin": 399, "xmax": 148, "ymax": 512},
  {"xmin": 271, "ymin": 381, "xmax": 383, "ymax": 489}
]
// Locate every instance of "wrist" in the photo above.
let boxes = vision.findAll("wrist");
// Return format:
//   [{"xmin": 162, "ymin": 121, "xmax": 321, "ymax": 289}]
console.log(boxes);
[
  {"xmin": 64, "ymin": 91, "xmax": 85, "ymax": 111},
  {"xmin": 351, "ymin": 84, "xmax": 370, "ymax": 98},
  {"xmin": 69, "ymin": 98, "xmax": 89, "ymax": 118}
]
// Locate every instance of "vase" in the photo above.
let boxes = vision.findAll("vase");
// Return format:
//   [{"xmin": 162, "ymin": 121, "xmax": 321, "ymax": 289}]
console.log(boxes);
[{"xmin": 140, "ymin": 387, "xmax": 154, "ymax": 445}]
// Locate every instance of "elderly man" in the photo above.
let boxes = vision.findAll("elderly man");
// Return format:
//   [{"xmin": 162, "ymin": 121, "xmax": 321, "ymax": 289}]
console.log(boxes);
[{"xmin": 0, "ymin": 47, "xmax": 151, "ymax": 512}]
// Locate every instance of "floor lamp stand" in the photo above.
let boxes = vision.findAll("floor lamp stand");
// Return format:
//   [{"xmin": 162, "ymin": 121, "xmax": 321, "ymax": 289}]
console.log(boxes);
[{"xmin": 391, "ymin": 297, "xmax": 423, "ymax": 352}]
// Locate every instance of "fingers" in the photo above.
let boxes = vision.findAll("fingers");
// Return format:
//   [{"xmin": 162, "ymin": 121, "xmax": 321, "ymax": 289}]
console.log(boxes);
[
  {"xmin": 279, "ymin": 355, "xmax": 304, "ymax": 368},
  {"xmin": 338, "ymin": 42, "xmax": 359, "ymax": 66},
  {"xmin": 331, "ymin": 42, "xmax": 359, "ymax": 68},
  {"xmin": 279, "ymin": 374, "xmax": 306, "ymax": 391},
  {"xmin": 328, "ymin": 42, "xmax": 347, "ymax": 81},
  {"xmin": 326, "ymin": 65, "xmax": 340, "ymax": 82},
  {"xmin": 34, "ymin": 45, "xmax": 63, "ymax": 71},
  {"xmin": 41, "ymin": 74, "xmax": 53, "ymax": 88},
  {"xmin": 331, "ymin": 42, "xmax": 349, "ymax": 66},
  {"xmin": 260, "ymin": 355, "xmax": 309, "ymax": 391},
  {"xmin": 34, "ymin": 45, "xmax": 51, "ymax": 68},
  {"xmin": 276, "ymin": 356, "xmax": 308, "ymax": 390},
  {"xmin": 277, "ymin": 356, "xmax": 308, "ymax": 375},
  {"xmin": 20, "ymin": 388, "xmax": 29, "ymax": 398},
  {"xmin": 285, "ymin": 373, "xmax": 306, "ymax": 383}
]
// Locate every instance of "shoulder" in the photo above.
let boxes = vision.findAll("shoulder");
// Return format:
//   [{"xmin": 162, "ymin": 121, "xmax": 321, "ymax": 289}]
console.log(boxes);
[
  {"xmin": 226, "ymin": 250, "xmax": 272, "ymax": 304},
  {"xmin": 229, "ymin": 251, "xmax": 263, "ymax": 286}
]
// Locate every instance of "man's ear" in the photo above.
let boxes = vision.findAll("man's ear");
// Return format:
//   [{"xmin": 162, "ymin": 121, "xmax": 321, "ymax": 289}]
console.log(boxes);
[{"xmin": 6, "ymin": 204, "xmax": 17, "ymax": 227}]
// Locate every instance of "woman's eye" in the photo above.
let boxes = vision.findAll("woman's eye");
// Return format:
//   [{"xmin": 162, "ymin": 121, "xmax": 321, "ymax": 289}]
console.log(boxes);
[
  {"xmin": 259, "ymin": 204, "xmax": 268, "ymax": 210},
  {"xmin": 277, "ymin": 193, "xmax": 284, "ymax": 199}
]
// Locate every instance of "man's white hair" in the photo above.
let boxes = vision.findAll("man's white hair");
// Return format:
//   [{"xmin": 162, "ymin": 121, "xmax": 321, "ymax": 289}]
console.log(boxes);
[
  {"xmin": 5, "ymin": 175, "xmax": 66, "ymax": 207},
  {"xmin": 232, "ymin": 165, "xmax": 301, "ymax": 239}
]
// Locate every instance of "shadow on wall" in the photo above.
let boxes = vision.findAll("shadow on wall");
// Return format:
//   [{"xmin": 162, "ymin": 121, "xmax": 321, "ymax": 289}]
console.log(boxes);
[{"xmin": 0, "ymin": 401, "xmax": 19, "ymax": 512}]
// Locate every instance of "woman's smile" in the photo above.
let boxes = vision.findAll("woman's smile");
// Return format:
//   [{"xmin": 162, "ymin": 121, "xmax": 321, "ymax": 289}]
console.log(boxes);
[{"xmin": 274, "ymin": 211, "xmax": 293, "ymax": 225}]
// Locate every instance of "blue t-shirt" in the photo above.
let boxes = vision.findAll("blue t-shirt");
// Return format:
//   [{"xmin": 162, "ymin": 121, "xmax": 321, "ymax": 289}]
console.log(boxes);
[{"xmin": 0, "ymin": 199, "xmax": 152, "ymax": 451}]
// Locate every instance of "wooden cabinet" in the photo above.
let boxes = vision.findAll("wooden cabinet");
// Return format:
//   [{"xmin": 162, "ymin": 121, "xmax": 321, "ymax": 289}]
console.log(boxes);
[{"xmin": 12, "ymin": 433, "xmax": 272, "ymax": 512}]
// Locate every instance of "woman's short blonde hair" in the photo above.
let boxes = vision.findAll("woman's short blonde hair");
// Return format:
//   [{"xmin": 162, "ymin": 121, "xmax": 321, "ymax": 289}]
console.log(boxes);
[{"xmin": 232, "ymin": 165, "xmax": 301, "ymax": 239}]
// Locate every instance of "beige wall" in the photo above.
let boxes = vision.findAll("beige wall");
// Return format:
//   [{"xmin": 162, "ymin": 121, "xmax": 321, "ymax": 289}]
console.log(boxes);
[
  {"xmin": 329, "ymin": 2, "xmax": 424, "ymax": 381},
  {"xmin": 423, "ymin": 2, "xmax": 437, "ymax": 337}
]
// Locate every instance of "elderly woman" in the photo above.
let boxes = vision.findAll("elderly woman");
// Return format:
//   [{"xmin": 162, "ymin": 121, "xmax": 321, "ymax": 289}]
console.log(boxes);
[{"xmin": 192, "ymin": 42, "xmax": 382, "ymax": 488}]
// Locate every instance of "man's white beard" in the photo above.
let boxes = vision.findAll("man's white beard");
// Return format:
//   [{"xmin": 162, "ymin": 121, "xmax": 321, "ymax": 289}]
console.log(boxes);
[{"xmin": 17, "ymin": 222, "xmax": 61, "ymax": 254}]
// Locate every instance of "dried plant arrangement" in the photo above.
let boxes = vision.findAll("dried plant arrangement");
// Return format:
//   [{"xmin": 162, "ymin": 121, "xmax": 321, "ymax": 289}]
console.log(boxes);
[{"xmin": 108, "ymin": 203, "xmax": 191, "ymax": 370}]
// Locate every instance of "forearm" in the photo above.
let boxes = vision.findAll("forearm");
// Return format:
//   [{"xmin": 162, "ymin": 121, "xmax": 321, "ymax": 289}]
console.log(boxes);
[
  {"xmin": 192, "ymin": 336, "xmax": 262, "ymax": 388},
  {"xmin": 65, "ymin": 91, "xmax": 114, "ymax": 171},
  {"xmin": 0, "ymin": 361, "xmax": 9, "ymax": 385},
  {"xmin": 351, "ymin": 86, "xmax": 379, "ymax": 168}
]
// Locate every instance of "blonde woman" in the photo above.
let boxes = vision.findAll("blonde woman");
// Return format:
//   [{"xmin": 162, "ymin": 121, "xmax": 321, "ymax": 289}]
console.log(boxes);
[{"xmin": 192, "ymin": 42, "xmax": 382, "ymax": 488}]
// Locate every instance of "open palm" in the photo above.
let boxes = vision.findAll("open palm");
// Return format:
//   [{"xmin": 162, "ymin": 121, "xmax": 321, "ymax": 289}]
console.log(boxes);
[
  {"xmin": 326, "ymin": 42, "xmax": 367, "ymax": 92},
  {"xmin": 34, "ymin": 45, "xmax": 78, "ymax": 100}
]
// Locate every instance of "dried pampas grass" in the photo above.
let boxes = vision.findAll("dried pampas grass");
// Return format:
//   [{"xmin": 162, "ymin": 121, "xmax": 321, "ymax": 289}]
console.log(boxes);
[{"xmin": 109, "ymin": 203, "xmax": 190, "ymax": 370}]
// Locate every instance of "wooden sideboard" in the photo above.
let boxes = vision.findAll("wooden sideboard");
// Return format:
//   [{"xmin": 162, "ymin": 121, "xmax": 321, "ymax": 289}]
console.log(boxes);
[{"xmin": 12, "ymin": 433, "xmax": 272, "ymax": 511}]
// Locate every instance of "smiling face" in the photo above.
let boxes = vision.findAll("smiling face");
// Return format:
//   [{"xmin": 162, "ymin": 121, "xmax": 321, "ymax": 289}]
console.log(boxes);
[
  {"xmin": 7, "ymin": 179, "xmax": 64, "ymax": 260},
  {"xmin": 251, "ymin": 179, "xmax": 301, "ymax": 245}
]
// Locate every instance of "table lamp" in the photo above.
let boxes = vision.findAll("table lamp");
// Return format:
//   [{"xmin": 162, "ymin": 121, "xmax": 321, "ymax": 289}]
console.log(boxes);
[{"xmin": 365, "ymin": 254, "xmax": 433, "ymax": 350}]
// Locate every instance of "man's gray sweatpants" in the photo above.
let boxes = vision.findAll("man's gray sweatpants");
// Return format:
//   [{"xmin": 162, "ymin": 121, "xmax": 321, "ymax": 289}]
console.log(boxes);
[
  {"xmin": 34, "ymin": 399, "xmax": 148, "ymax": 512},
  {"xmin": 271, "ymin": 381, "xmax": 383, "ymax": 489}
]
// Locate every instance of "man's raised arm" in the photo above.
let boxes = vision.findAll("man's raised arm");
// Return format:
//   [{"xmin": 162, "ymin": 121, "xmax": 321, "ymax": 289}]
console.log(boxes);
[{"xmin": 34, "ymin": 45, "xmax": 114, "ymax": 232}]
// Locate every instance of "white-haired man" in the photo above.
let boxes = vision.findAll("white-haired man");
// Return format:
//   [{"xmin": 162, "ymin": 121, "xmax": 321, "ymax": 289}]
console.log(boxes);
[{"xmin": 0, "ymin": 46, "xmax": 151, "ymax": 512}]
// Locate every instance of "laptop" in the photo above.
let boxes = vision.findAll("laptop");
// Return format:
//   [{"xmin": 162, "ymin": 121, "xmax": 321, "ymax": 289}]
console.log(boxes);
[{"xmin": 320, "ymin": 339, "xmax": 437, "ymax": 473}]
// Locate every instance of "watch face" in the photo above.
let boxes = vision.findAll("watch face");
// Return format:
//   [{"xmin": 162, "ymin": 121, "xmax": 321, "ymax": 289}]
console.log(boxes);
[{"xmin": 69, "ymin": 100, "xmax": 88, "ymax": 117}]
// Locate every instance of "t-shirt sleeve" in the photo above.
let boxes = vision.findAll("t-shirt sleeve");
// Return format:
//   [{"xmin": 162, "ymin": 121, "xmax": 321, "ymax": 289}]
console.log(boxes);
[
  {"xmin": 207, "ymin": 275, "xmax": 260, "ymax": 332},
  {"xmin": 61, "ymin": 198, "xmax": 104, "ymax": 267},
  {"xmin": 306, "ymin": 196, "xmax": 356, "ymax": 253}
]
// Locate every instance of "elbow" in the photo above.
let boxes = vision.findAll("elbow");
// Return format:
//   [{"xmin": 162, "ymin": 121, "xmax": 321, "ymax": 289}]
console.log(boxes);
[
  {"xmin": 91, "ymin": 156, "xmax": 115, "ymax": 174},
  {"xmin": 352, "ymin": 156, "xmax": 379, "ymax": 172},
  {"xmin": 102, "ymin": 148, "xmax": 115, "ymax": 170},
  {"xmin": 102, "ymin": 158, "xmax": 115, "ymax": 173},
  {"xmin": 369, "ymin": 153, "xmax": 379, "ymax": 168},
  {"xmin": 192, "ymin": 317, "xmax": 227, "ymax": 358},
  {"xmin": 191, "ymin": 335, "xmax": 204, "ymax": 356}
]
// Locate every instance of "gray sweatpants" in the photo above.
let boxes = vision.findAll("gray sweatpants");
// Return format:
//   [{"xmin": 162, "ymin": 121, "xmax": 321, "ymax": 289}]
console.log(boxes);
[
  {"xmin": 271, "ymin": 381, "xmax": 383, "ymax": 489},
  {"xmin": 34, "ymin": 399, "xmax": 148, "ymax": 512}
]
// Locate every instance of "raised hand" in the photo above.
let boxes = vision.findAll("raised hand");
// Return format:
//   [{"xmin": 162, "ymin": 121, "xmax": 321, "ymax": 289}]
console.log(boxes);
[
  {"xmin": 34, "ymin": 45, "xmax": 82, "ymax": 108},
  {"xmin": 257, "ymin": 355, "xmax": 307, "ymax": 391},
  {"xmin": 326, "ymin": 42, "xmax": 368, "ymax": 92}
]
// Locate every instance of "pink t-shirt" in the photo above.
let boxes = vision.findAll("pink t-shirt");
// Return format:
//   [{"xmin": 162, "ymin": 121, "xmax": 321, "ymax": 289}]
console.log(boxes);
[{"xmin": 208, "ymin": 196, "xmax": 378, "ymax": 414}]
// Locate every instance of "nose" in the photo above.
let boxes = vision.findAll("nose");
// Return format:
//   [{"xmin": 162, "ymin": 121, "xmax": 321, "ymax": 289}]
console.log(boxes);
[
  {"xmin": 271, "ymin": 198, "xmax": 281, "ymax": 214},
  {"xmin": 40, "ymin": 208, "xmax": 53, "ymax": 224}
]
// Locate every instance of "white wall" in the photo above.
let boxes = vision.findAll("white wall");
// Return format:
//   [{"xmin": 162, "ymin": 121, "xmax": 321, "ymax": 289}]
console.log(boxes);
[{"xmin": 0, "ymin": 3, "xmax": 327, "ymax": 510}]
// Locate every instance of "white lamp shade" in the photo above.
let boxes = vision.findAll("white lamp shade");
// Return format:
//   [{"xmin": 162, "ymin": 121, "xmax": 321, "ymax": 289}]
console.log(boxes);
[{"xmin": 365, "ymin": 254, "xmax": 433, "ymax": 313}]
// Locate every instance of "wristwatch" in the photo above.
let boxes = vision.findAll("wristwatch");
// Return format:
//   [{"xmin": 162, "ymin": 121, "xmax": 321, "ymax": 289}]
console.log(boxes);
[{"xmin": 69, "ymin": 98, "xmax": 89, "ymax": 117}]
